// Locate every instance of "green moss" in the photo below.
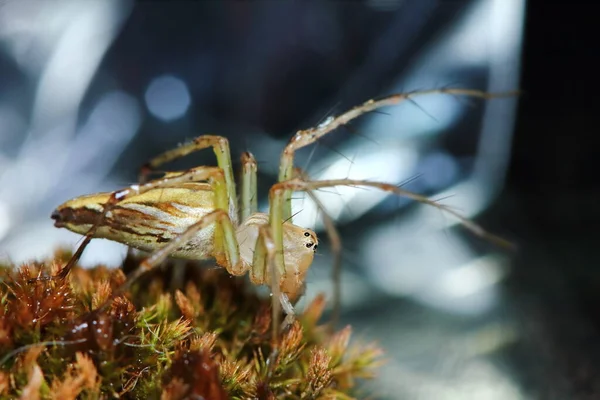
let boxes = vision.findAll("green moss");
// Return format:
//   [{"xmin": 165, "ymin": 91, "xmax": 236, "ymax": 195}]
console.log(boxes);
[{"xmin": 0, "ymin": 252, "xmax": 381, "ymax": 399}]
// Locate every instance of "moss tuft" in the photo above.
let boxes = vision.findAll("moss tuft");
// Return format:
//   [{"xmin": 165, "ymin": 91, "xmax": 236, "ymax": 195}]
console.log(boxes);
[{"xmin": 0, "ymin": 251, "xmax": 381, "ymax": 399}]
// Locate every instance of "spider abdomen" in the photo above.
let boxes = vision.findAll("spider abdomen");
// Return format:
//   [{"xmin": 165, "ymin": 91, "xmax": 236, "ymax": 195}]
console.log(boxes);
[{"xmin": 52, "ymin": 185, "xmax": 219, "ymax": 259}]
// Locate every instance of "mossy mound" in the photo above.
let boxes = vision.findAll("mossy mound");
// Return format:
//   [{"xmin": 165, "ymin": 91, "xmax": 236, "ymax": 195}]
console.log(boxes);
[{"xmin": 0, "ymin": 251, "xmax": 381, "ymax": 399}]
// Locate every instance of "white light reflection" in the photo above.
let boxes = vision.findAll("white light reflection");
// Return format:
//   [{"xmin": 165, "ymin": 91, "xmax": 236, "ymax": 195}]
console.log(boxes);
[
  {"xmin": 0, "ymin": 0, "xmax": 132, "ymax": 242},
  {"xmin": 345, "ymin": 0, "xmax": 522, "ymax": 316},
  {"xmin": 30, "ymin": 0, "xmax": 132, "ymax": 135},
  {"xmin": 67, "ymin": 91, "xmax": 141, "ymax": 176},
  {"xmin": 0, "ymin": 90, "xmax": 141, "ymax": 265},
  {"xmin": 145, "ymin": 75, "xmax": 191, "ymax": 122},
  {"xmin": 78, "ymin": 238, "xmax": 129, "ymax": 268},
  {"xmin": 436, "ymin": 254, "xmax": 508, "ymax": 299},
  {"xmin": 291, "ymin": 145, "xmax": 418, "ymax": 230},
  {"xmin": 0, "ymin": 202, "xmax": 10, "ymax": 242},
  {"xmin": 449, "ymin": 0, "xmax": 525, "ymax": 67},
  {"xmin": 364, "ymin": 220, "xmax": 508, "ymax": 315},
  {"xmin": 375, "ymin": 358, "xmax": 526, "ymax": 400}
]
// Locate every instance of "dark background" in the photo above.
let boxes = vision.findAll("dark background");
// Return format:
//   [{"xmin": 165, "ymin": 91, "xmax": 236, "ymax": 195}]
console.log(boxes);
[{"xmin": 497, "ymin": 2, "xmax": 600, "ymax": 398}]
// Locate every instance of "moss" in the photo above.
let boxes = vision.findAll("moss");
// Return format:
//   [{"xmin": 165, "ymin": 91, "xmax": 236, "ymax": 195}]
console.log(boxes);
[{"xmin": 0, "ymin": 251, "xmax": 381, "ymax": 399}]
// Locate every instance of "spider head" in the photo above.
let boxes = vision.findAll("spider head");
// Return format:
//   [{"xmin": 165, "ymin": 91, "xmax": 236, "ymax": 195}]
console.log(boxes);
[
  {"xmin": 302, "ymin": 229, "xmax": 319, "ymax": 253},
  {"xmin": 278, "ymin": 225, "xmax": 319, "ymax": 298}
]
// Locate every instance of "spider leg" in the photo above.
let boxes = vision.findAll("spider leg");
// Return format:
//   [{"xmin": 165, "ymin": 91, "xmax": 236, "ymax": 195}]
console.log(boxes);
[
  {"xmin": 292, "ymin": 167, "xmax": 342, "ymax": 330},
  {"xmin": 117, "ymin": 212, "xmax": 289, "ymax": 356},
  {"xmin": 269, "ymin": 178, "xmax": 514, "ymax": 278},
  {"xmin": 120, "ymin": 209, "xmax": 241, "ymax": 293},
  {"xmin": 240, "ymin": 152, "xmax": 258, "ymax": 221},
  {"xmin": 251, "ymin": 226, "xmax": 280, "ymax": 338},
  {"xmin": 303, "ymin": 186, "xmax": 341, "ymax": 328},
  {"xmin": 139, "ymin": 135, "xmax": 238, "ymax": 223},
  {"xmin": 54, "ymin": 166, "xmax": 230, "ymax": 280},
  {"xmin": 277, "ymin": 88, "xmax": 517, "ymax": 220},
  {"xmin": 251, "ymin": 223, "xmax": 300, "ymax": 378}
]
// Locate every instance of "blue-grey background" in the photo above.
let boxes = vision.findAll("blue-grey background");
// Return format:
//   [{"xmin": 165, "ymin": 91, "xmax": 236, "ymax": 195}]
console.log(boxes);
[{"xmin": 2, "ymin": 1, "xmax": 599, "ymax": 398}]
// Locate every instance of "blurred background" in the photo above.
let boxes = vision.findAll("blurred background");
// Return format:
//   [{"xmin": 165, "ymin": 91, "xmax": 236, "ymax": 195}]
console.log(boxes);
[{"xmin": 1, "ymin": 0, "xmax": 598, "ymax": 398}]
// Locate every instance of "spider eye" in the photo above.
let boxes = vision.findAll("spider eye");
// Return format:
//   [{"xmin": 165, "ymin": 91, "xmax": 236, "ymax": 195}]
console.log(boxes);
[
  {"xmin": 313, "ymin": 245, "xmax": 318, "ymax": 251},
  {"xmin": 306, "ymin": 242, "xmax": 313, "ymax": 248},
  {"xmin": 304, "ymin": 232, "xmax": 310, "ymax": 237}
]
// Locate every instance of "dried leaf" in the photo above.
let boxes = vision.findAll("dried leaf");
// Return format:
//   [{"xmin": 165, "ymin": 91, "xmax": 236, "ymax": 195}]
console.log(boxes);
[
  {"xmin": 251, "ymin": 304, "xmax": 271, "ymax": 337},
  {"xmin": 0, "ymin": 255, "xmax": 382, "ymax": 399},
  {"xmin": 185, "ymin": 282, "xmax": 202, "ymax": 310},
  {"xmin": 111, "ymin": 268, "xmax": 127, "ymax": 287},
  {"xmin": 277, "ymin": 321, "xmax": 304, "ymax": 366},
  {"xmin": 91, "ymin": 312, "xmax": 114, "ymax": 351}
]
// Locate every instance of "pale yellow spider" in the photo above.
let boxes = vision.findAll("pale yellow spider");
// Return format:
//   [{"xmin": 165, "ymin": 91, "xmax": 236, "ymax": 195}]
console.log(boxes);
[{"xmin": 51, "ymin": 88, "xmax": 514, "ymax": 337}]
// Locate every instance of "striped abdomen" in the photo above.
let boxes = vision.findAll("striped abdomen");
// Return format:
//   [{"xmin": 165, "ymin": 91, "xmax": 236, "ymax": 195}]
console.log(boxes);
[{"xmin": 51, "ymin": 183, "xmax": 218, "ymax": 259}]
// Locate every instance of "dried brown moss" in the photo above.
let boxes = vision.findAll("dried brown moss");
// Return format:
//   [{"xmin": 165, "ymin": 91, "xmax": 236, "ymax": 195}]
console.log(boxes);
[{"xmin": 0, "ymin": 251, "xmax": 381, "ymax": 399}]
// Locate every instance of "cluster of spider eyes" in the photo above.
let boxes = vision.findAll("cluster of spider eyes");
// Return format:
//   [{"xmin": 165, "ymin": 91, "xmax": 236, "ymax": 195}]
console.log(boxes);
[{"xmin": 303, "ymin": 231, "xmax": 317, "ymax": 251}]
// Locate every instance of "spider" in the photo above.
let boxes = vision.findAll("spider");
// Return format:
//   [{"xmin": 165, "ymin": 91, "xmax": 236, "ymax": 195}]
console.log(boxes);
[{"xmin": 51, "ymin": 88, "xmax": 514, "ymax": 339}]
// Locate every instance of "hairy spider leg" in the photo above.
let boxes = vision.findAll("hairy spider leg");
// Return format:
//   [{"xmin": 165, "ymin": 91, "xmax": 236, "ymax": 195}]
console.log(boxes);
[
  {"xmin": 266, "ymin": 175, "xmax": 514, "ymax": 331},
  {"xmin": 130, "ymin": 136, "xmax": 245, "ymax": 279},
  {"xmin": 266, "ymin": 176, "xmax": 514, "ymax": 306},
  {"xmin": 113, "ymin": 196, "xmax": 288, "ymax": 346},
  {"xmin": 131, "ymin": 136, "xmax": 257, "ymax": 278},
  {"xmin": 135, "ymin": 139, "xmax": 306, "ymax": 321},
  {"xmin": 270, "ymin": 88, "xmax": 516, "ymax": 326},
  {"xmin": 292, "ymin": 167, "xmax": 342, "ymax": 330},
  {"xmin": 278, "ymin": 88, "xmax": 518, "ymax": 221},
  {"xmin": 240, "ymin": 151, "xmax": 294, "ymax": 345},
  {"xmin": 83, "ymin": 153, "xmax": 290, "ymax": 345},
  {"xmin": 139, "ymin": 135, "xmax": 238, "ymax": 223},
  {"xmin": 240, "ymin": 151, "xmax": 258, "ymax": 221},
  {"xmin": 270, "ymin": 177, "xmax": 514, "ymax": 255}
]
